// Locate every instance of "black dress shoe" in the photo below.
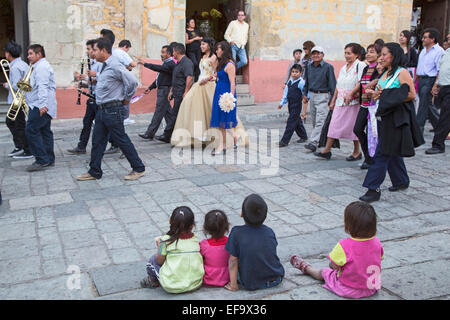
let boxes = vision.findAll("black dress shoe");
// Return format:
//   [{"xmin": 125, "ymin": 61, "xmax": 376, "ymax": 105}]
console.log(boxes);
[
  {"xmin": 304, "ymin": 143, "xmax": 317, "ymax": 152},
  {"xmin": 296, "ymin": 138, "xmax": 308, "ymax": 143},
  {"xmin": 346, "ymin": 153, "xmax": 362, "ymax": 161},
  {"xmin": 67, "ymin": 146, "xmax": 86, "ymax": 154},
  {"xmin": 314, "ymin": 151, "xmax": 332, "ymax": 160},
  {"xmin": 155, "ymin": 135, "xmax": 170, "ymax": 143},
  {"xmin": 360, "ymin": 161, "xmax": 372, "ymax": 170},
  {"xmin": 388, "ymin": 182, "xmax": 409, "ymax": 192},
  {"xmin": 278, "ymin": 141, "xmax": 289, "ymax": 148},
  {"xmin": 26, "ymin": 162, "xmax": 49, "ymax": 172},
  {"xmin": 139, "ymin": 133, "xmax": 153, "ymax": 140},
  {"xmin": 425, "ymin": 147, "xmax": 445, "ymax": 155},
  {"xmin": 359, "ymin": 189, "xmax": 381, "ymax": 203}
]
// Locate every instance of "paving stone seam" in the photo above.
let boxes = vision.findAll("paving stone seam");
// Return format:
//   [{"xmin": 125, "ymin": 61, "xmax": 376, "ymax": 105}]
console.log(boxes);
[
  {"xmin": 103, "ymin": 197, "xmax": 148, "ymax": 262},
  {"xmin": 379, "ymin": 228, "xmax": 450, "ymax": 244},
  {"xmin": 51, "ymin": 206, "xmax": 70, "ymax": 277},
  {"xmin": 33, "ymin": 207, "xmax": 45, "ymax": 277},
  {"xmin": 87, "ymin": 205, "xmax": 117, "ymax": 267}
]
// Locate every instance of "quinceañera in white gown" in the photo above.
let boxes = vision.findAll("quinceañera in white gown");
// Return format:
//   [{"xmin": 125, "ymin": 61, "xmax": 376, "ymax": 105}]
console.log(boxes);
[{"xmin": 171, "ymin": 56, "xmax": 248, "ymax": 147}]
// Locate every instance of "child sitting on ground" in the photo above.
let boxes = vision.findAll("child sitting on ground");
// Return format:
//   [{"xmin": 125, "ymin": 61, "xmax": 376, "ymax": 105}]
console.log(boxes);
[
  {"xmin": 290, "ymin": 201, "xmax": 384, "ymax": 299},
  {"xmin": 200, "ymin": 210, "xmax": 230, "ymax": 287},
  {"xmin": 225, "ymin": 194, "xmax": 285, "ymax": 291},
  {"xmin": 141, "ymin": 206, "xmax": 205, "ymax": 293},
  {"xmin": 278, "ymin": 64, "xmax": 308, "ymax": 147}
]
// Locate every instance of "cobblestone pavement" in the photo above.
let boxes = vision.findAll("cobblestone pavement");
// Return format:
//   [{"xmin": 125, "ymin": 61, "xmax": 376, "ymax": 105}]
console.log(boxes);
[{"xmin": 0, "ymin": 103, "xmax": 449, "ymax": 300}]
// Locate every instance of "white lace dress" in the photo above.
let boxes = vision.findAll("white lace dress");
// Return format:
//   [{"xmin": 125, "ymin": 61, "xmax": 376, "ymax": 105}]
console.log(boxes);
[{"xmin": 328, "ymin": 60, "xmax": 366, "ymax": 140}]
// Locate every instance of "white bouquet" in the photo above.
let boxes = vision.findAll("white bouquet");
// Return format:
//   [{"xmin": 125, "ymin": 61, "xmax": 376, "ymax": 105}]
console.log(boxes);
[{"xmin": 219, "ymin": 92, "xmax": 236, "ymax": 113}]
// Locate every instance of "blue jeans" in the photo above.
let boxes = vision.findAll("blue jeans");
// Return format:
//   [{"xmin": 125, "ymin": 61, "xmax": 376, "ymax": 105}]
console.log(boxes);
[
  {"xmin": 146, "ymin": 254, "xmax": 161, "ymax": 281},
  {"xmin": 232, "ymin": 44, "xmax": 248, "ymax": 70},
  {"xmin": 237, "ymin": 272, "xmax": 283, "ymax": 290},
  {"xmin": 25, "ymin": 107, "xmax": 55, "ymax": 165},
  {"xmin": 88, "ymin": 103, "xmax": 145, "ymax": 179},
  {"xmin": 362, "ymin": 144, "xmax": 409, "ymax": 191},
  {"xmin": 123, "ymin": 104, "xmax": 130, "ymax": 120}
]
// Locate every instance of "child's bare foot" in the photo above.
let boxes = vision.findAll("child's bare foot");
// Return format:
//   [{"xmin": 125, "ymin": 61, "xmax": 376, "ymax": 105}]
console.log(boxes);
[
  {"xmin": 224, "ymin": 282, "xmax": 239, "ymax": 291},
  {"xmin": 290, "ymin": 255, "xmax": 311, "ymax": 274}
]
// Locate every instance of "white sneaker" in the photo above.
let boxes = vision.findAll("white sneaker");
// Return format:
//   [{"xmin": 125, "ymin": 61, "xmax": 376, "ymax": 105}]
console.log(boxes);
[
  {"xmin": 13, "ymin": 153, "xmax": 34, "ymax": 159},
  {"xmin": 124, "ymin": 118, "xmax": 135, "ymax": 125}
]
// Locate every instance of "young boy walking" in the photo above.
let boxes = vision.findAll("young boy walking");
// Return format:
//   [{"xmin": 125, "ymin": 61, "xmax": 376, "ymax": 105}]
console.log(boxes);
[{"xmin": 278, "ymin": 64, "xmax": 308, "ymax": 147}]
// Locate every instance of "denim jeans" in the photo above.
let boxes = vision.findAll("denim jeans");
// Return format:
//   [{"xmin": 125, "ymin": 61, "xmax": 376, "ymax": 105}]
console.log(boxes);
[
  {"xmin": 362, "ymin": 143, "xmax": 409, "ymax": 191},
  {"xmin": 146, "ymin": 254, "xmax": 161, "ymax": 281},
  {"xmin": 88, "ymin": 103, "xmax": 145, "ymax": 179},
  {"xmin": 123, "ymin": 104, "xmax": 130, "ymax": 119},
  {"xmin": 237, "ymin": 272, "xmax": 283, "ymax": 290},
  {"xmin": 25, "ymin": 107, "xmax": 55, "ymax": 165},
  {"xmin": 231, "ymin": 44, "xmax": 248, "ymax": 70}
]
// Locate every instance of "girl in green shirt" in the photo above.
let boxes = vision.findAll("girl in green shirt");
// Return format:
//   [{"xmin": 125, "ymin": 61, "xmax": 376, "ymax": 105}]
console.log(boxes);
[{"xmin": 141, "ymin": 206, "xmax": 205, "ymax": 293}]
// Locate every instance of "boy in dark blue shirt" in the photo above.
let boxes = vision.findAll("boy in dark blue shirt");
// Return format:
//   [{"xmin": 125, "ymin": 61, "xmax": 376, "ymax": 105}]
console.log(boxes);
[
  {"xmin": 225, "ymin": 194, "xmax": 285, "ymax": 291},
  {"xmin": 278, "ymin": 64, "xmax": 308, "ymax": 147}
]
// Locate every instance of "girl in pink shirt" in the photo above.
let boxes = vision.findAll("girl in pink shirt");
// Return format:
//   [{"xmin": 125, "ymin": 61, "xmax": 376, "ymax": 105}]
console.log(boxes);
[
  {"xmin": 290, "ymin": 201, "xmax": 384, "ymax": 299},
  {"xmin": 200, "ymin": 210, "xmax": 230, "ymax": 287}
]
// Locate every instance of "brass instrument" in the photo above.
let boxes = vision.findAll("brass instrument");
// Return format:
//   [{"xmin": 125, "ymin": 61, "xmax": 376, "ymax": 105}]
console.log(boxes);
[{"xmin": 1, "ymin": 59, "xmax": 33, "ymax": 121}]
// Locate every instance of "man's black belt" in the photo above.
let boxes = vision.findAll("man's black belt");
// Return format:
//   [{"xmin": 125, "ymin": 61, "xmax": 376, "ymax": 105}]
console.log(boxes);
[
  {"xmin": 97, "ymin": 100, "xmax": 122, "ymax": 109},
  {"xmin": 310, "ymin": 90, "xmax": 329, "ymax": 94},
  {"xmin": 418, "ymin": 75, "xmax": 436, "ymax": 79}
]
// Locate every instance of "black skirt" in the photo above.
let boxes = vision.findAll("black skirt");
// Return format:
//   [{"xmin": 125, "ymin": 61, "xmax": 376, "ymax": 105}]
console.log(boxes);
[{"xmin": 319, "ymin": 110, "xmax": 340, "ymax": 148}]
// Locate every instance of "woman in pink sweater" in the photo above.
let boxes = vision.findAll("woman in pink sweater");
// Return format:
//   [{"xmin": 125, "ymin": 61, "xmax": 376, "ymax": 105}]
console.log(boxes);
[{"xmin": 200, "ymin": 210, "xmax": 230, "ymax": 287}]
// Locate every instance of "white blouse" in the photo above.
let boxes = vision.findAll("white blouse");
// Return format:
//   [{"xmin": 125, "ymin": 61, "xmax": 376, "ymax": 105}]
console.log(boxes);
[{"xmin": 335, "ymin": 60, "xmax": 366, "ymax": 107}]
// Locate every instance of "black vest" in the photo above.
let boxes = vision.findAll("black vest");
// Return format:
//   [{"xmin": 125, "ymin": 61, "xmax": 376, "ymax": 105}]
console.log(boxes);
[{"xmin": 287, "ymin": 79, "xmax": 303, "ymax": 107}]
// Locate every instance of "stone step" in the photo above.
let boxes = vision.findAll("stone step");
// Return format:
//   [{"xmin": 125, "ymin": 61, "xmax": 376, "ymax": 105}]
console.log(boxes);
[
  {"xmin": 236, "ymin": 83, "xmax": 250, "ymax": 94},
  {"xmin": 237, "ymin": 93, "xmax": 255, "ymax": 106},
  {"xmin": 236, "ymin": 75, "xmax": 245, "ymax": 84}
]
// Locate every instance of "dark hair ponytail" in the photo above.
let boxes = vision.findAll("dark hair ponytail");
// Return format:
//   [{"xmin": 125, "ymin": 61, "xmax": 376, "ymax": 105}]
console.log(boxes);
[
  {"xmin": 166, "ymin": 206, "xmax": 195, "ymax": 246},
  {"xmin": 203, "ymin": 210, "xmax": 230, "ymax": 239}
]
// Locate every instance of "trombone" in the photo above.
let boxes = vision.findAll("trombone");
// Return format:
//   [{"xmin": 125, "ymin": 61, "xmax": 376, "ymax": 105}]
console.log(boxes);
[{"xmin": 1, "ymin": 59, "xmax": 33, "ymax": 121}]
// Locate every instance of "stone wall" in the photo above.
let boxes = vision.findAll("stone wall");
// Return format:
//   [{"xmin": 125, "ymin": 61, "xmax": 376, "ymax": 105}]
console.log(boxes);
[
  {"xmin": 248, "ymin": 0, "xmax": 413, "ymax": 61},
  {"xmin": 27, "ymin": 0, "xmax": 186, "ymax": 88},
  {"xmin": 26, "ymin": 0, "xmax": 413, "ymax": 110}
]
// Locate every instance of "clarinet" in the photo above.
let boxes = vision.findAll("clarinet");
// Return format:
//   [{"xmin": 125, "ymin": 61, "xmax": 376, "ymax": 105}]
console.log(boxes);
[
  {"xmin": 86, "ymin": 56, "xmax": 93, "ymax": 97},
  {"xmin": 76, "ymin": 58, "xmax": 85, "ymax": 105}
]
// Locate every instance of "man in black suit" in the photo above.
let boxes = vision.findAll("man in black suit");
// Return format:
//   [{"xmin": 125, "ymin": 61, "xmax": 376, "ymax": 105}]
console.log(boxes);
[
  {"xmin": 154, "ymin": 43, "xmax": 194, "ymax": 143},
  {"xmin": 138, "ymin": 45, "xmax": 176, "ymax": 140}
]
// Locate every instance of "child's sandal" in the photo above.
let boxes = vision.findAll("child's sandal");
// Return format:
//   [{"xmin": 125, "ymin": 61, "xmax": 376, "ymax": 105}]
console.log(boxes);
[
  {"xmin": 140, "ymin": 276, "xmax": 160, "ymax": 289},
  {"xmin": 290, "ymin": 255, "xmax": 311, "ymax": 274}
]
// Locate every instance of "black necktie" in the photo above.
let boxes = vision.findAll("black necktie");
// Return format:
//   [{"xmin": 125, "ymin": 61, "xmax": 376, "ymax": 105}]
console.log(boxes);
[{"xmin": 100, "ymin": 62, "xmax": 106, "ymax": 73}]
